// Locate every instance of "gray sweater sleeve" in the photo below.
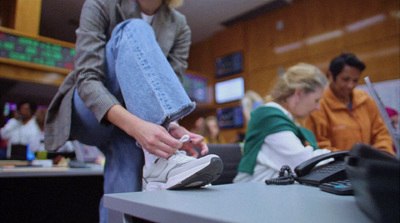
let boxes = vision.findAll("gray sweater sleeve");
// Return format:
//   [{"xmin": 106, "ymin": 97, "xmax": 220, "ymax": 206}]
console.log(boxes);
[{"xmin": 74, "ymin": 0, "xmax": 121, "ymax": 125}]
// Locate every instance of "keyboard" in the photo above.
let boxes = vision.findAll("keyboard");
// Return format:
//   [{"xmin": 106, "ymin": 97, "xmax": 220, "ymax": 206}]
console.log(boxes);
[{"xmin": 319, "ymin": 179, "xmax": 353, "ymax": 195}]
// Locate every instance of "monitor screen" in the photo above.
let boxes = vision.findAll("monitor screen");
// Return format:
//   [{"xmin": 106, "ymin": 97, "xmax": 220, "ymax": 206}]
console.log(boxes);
[
  {"xmin": 216, "ymin": 105, "xmax": 244, "ymax": 129},
  {"xmin": 3, "ymin": 102, "xmax": 17, "ymax": 117},
  {"xmin": 215, "ymin": 51, "xmax": 243, "ymax": 78},
  {"xmin": 182, "ymin": 73, "xmax": 208, "ymax": 103},
  {"xmin": 215, "ymin": 77, "xmax": 244, "ymax": 104}
]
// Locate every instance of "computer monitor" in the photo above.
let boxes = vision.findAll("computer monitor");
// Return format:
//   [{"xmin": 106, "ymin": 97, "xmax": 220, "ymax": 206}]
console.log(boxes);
[
  {"xmin": 216, "ymin": 105, "xmax": 244, "ymax": 129},
  {"xmin": 216, "ymin": 51, "xmax": 243, "ymax": 78},
  {"xmin": 182, "ymin": 73, "xmax": 208, "ymax": 103},
  {"xmin": 364, "ymin": 77, "xmax": 399, "ymax": 158},
  {"xmin": 9, "ymin": 144, "xmax": 28, "ymax": 160},
  {"xmin": 215, "ymin": 77, "xmax": 245, "ymax": 104}
]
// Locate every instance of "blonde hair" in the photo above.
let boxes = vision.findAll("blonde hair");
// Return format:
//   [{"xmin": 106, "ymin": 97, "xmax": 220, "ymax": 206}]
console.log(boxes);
[
  {"xmin": 203, "ymin": 116, "xmax": 225, "ymax": 144},
  {"xmin": 165, "ymin": 0, "xmax": 183, "ymax": 8},
  {"xmin": 267, "ymin": 63, "xmax": 327, "ymax": 103},
  {"xmin": 241, "ymin": 90, "xmax": 263, "ymax": 122}
]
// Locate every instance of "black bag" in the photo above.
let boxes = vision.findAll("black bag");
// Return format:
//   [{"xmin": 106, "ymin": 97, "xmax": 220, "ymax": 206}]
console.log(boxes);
[{"xmin": 346, "ymin": 143, "xmax": 399, "ymax": 223}]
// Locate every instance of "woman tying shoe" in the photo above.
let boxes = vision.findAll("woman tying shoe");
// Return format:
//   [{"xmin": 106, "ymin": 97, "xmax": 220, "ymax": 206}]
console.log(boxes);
[{"xmin": 44, "ymin": 0, "xmax": 222, "ymax": 222}]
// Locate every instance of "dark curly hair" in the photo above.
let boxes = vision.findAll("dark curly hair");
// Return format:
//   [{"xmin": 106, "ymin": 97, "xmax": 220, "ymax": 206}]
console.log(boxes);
[
  {"xmin": 17, "ymin": 99, "xmax": 37, "ymax": 114},
  {"xmin": 329, "ymin": 53, "xmax": 366, "ymax": 80}
]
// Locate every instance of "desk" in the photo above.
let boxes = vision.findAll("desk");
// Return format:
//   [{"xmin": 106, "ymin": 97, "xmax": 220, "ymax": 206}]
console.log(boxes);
[
  {"xmin": 104, "ymin": 182, "xmax": 372, "ymax": 223},
  {"xmin": 0, "ymin": 165, "xmax": 104, "ymax": 223},
  {"xmin": 0, "ymin": 163, "xmax": 103, "ymax": 177}
]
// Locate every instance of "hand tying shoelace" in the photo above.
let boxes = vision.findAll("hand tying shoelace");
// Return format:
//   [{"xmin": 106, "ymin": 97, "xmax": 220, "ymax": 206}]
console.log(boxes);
[
  {"xmin": 179, "ymin": 135, "xmax": 190, "ymax": 143},
  {"xmin": 143, "ymin": 134, "xmax": 223, "ymax": 191}
]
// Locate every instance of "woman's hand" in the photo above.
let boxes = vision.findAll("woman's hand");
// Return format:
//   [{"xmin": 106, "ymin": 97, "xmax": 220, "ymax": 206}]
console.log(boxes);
[
  {"xmin": 169, "ymin": 123, "xmax": 209, "ymax": 158},
  {"xmin": 106, "ymin": 105, "xmax": 182, "ymax": 158}
]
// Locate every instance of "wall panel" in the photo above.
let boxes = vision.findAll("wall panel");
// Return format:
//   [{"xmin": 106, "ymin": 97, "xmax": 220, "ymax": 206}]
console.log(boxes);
[
  {"xmin": 187, "ymin": 0, "xmax": 400, "ymax": 140},
  {"xmin": 14, "ymin": 0, "xmax": 42, "ymax": 35},
  {"xmin": 212, "ymin": 23, "xmax": 245, "ymax": 58},
  {"xmin": 0, "ymin": 0, "xmax": 16, "ymax": 28},
  {"xmin": 347, "ymin": 36, "xmax": 400, "ymax": 83},
  {"xmin": 188, "ymin": 38, "xmax": 214, "ymax": 75},
  {"xmin": 246, "ymin": 14, "xmax": 277, "ymax": 72},
  {"xmin": 0, "ymin": 63, "xmax": 64, "ymax": 86},
  {"xmin": 343, "ymin": 0, "xmax": 399, "ymax": 48},
  {"xmin": 270, "ymin": 2, "xmax": 307, "ymax": 65},
  {"xmin": 247, "ymin": 66, "xmax": 281, "ymax": 99},
  {"xmin": 303, "ymin": 0, "xmax": 346, "ymax": 58}
]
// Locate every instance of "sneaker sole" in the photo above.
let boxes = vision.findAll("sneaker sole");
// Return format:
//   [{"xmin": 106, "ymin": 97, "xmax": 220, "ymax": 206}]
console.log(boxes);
[{"xmin": 167, "ymin": 157, "xmax": 223, "ymax": 190}]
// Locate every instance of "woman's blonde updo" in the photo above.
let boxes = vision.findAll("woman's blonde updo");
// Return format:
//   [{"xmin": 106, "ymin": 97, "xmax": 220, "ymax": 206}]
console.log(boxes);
[{"xmin": 267, "ymin": 63, "xmax": 327, "ymax": 103}]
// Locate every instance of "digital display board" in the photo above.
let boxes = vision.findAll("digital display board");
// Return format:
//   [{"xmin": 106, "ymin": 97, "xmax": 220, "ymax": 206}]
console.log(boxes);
[
  {"xmin": 215, "ymin": 77, "xmax": 245, "ymax": 104},
  {"xmin": 216, "ymin": 105, "xmax": 244, "ymax": 129},
  {"xmin": 216, "ymin": 51, "xmax": 243, "ymax": 78},
  {"xmin": 0, "ymin": 29, "xmax": 75, "ymax": 72},
  {"xmin": 183, "ymin": 73, "xmax": 208, "ymax": 103}
]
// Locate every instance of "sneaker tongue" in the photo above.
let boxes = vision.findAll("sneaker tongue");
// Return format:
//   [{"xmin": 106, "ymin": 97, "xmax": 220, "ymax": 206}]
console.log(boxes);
[
  {"xmin": 168, "ymin": 150, "xmax": 195, "ymax": 163},
  {"xmin": 174, "ymin": 150, "xmax": 187, "ymax": 156}
]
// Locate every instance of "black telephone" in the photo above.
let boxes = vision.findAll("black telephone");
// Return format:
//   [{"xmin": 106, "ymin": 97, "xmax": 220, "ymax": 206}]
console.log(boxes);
[{"xmin": 294, "ymin": 151, "xmax": 348, "ymax": 186}]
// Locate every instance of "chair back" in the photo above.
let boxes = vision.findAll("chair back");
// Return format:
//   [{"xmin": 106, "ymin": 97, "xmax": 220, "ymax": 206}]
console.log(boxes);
[{"xmin": 205, "ymin": 143, "xmax": 242, "ymax": 185}]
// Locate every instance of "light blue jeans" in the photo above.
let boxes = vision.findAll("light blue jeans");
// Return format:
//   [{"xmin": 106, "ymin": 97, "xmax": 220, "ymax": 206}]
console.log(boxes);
[{"xmin": 71, "ymin": 19, "xmax": 195, "ymax": 222}]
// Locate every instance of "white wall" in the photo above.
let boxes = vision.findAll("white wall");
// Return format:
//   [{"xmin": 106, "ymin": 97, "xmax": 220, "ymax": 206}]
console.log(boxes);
[{"xmin": 357, "ymin": 79, "xmax": 400, "ymax": 113}]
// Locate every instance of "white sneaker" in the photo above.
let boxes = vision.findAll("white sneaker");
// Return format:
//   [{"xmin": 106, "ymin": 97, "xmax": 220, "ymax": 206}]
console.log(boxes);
[{"xmin": 143, "ymin": 150, "xmax": 223, "ymax": 191}]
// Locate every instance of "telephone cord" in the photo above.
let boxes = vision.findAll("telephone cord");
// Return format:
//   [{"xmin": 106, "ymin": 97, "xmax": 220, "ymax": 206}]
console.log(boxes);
[{"xmin": 265, "ymin": 165, "xmax": 295, "ymax": 185}]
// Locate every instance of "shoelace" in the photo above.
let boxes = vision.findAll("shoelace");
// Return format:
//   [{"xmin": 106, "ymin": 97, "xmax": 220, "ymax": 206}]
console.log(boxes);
[
  {"xmin": 169, "ymin": 135, "xmax": 192, "ymax": 163},
  {"xmin": 168, "ymin": 150, "xmax": 194, "ymax": 163},
  {"xmin": 179, "ymin": 135, "xmax": 190, "ymax": 143},
  {"xmin": 151, "ymin": 135, "xmax": 192, "ymax": 164}
]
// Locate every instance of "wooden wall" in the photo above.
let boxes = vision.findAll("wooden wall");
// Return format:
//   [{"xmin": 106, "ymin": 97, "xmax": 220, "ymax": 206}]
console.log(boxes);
[
  {"xmin": 0, "ymin": 0, "xmax": 69, "ymax": 86},
  {"xmin": 14, "ymin": 0, "xmax": 42, "ymax": 35},
  {"xmin": 1, "ymin": 0, "xmax": 399, "ymax": 142},
  {"xmin": 0, "ymin": 0, "xmax": 16, "ymax": 28},
  {"xmin": 0, "ymin": 0, "xmax": 42, "ymax": 34},
  {"xmin": 187, "ymin": 0, "xmax": 400, "ymax": 142}
]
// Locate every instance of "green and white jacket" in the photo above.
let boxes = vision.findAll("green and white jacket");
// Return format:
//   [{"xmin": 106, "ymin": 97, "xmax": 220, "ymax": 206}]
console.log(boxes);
[{"xmin": 234, "ymin": 102, "xmax": 330, "ymax": 182}]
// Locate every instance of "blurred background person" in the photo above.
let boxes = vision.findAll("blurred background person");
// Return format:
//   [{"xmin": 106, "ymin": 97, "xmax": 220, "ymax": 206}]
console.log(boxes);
[
  {"xmin": 386, "ymin": 107, "xmax": 399, "ymax": 131},
  {"xmin": 203, "ymin": 116, "xmax": 226, "ymax": 144},
  {"xmin": 234, "ymin": 63, "xmax": 331, "ymax": 183},
  {"xmin": 191, "ymin": 117, "xmax": 205, "ymax": 135},
  {"xmin": 304, "ymin": 53, "xmax": 394, "ymax": 155},
  {"xmin": 0, "ymin": 100, "xmax": 40, "ymax": 158},
  {"xmin": 241, "ymin": 90, "xmax": 263, "ymax": 123},
  {"xmin": 0, "ymin": 110, "xmax": 19, "ymax": 159},
  {"xmin": 29, "ymin": 107, "xmax": 47, "ymax": 154},
  {"xmin": 29, "ymin": 107, "xmax": 75, "ymax": 154},
  {"xmin": 385, "ymin": 107, "xmax": 399, "ymax": 153}
]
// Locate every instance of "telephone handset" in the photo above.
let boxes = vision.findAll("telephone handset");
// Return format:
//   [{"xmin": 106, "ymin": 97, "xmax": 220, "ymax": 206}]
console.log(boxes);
[{"xmin": 294, "ymin": 151, "xmax": 348, "ymax": 186}]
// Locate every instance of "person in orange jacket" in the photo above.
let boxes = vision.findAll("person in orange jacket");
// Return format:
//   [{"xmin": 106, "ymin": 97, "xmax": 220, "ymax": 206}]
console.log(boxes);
[{"xmin": 304, "ymin": 53, "xmax": 394, "ymax": 155}]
